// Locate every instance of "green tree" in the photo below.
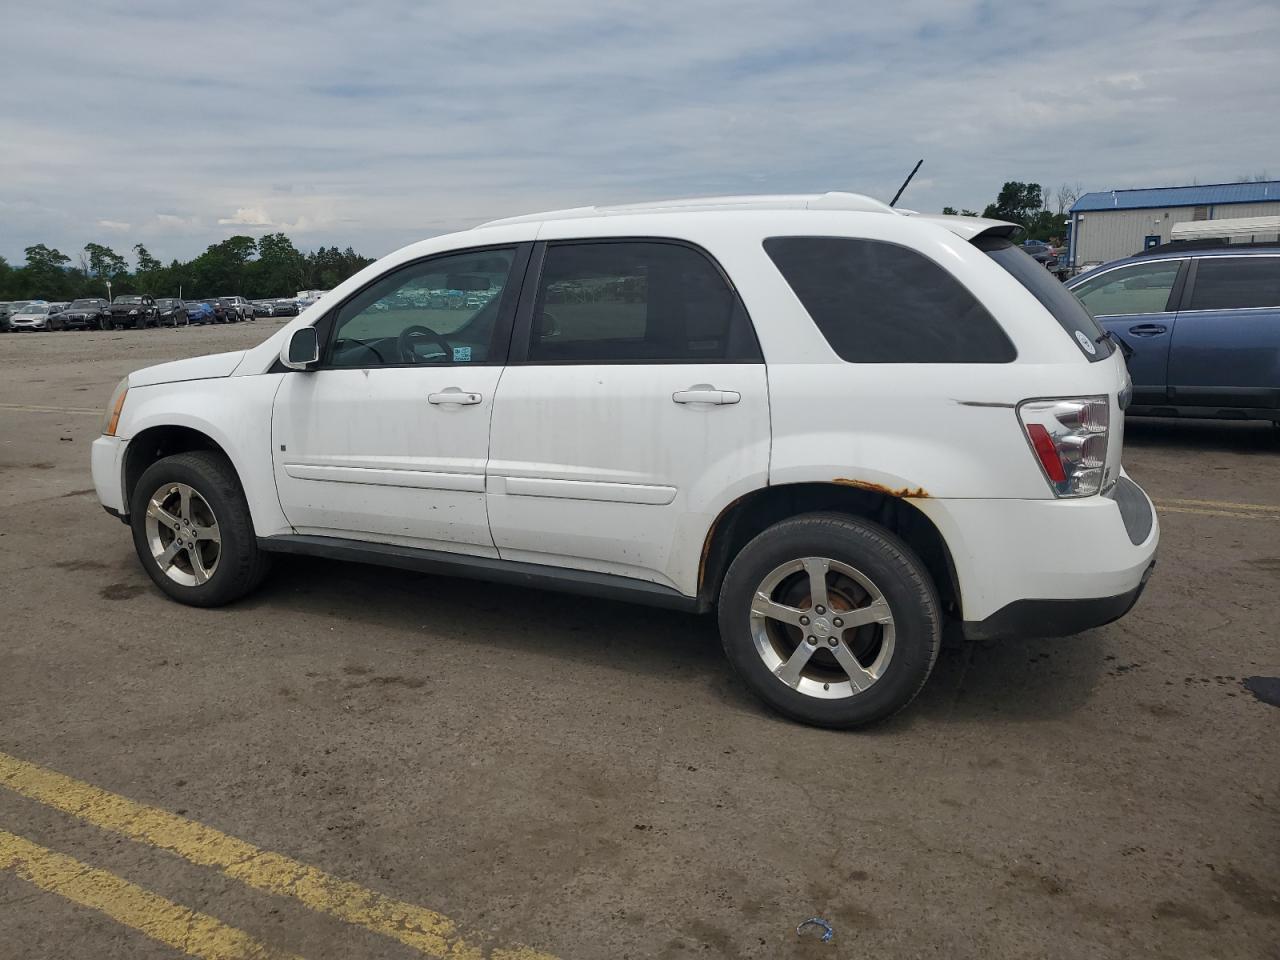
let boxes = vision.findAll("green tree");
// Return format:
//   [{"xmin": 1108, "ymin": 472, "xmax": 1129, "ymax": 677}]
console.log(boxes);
[
  {"xmin": 942, "ymin": 206, "xmax": 980, "ymax": 217},
  {"xmin": 981, "ymin": 182, "xmax": 1045, "ymax": 226},
  {"xmin": 23, "ymin": 244, "xmax": 73, "ymax": 298},
  {"xmin": 134, "ymin": 243, "xmax": 162, "ymax": 274},
  {"xmin": 84, "ymin": 243, "xmax": 129, "ymax": 284}
]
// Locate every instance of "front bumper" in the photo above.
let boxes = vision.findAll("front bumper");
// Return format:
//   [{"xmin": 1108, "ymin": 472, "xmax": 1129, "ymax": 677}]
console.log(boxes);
[
  {"xmin": 92, "ymin": 434, "xmax": 128, "ymax": 515},
  {"xmin": 912, "ymin": 470, "xmax": 1159, "ymax": 635}
]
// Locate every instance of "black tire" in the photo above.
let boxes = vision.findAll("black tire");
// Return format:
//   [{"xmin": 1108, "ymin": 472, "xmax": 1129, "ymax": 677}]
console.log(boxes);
[
  {"xmin": 129, "ymin": 451, "xmax": 271, "ymax": 607},
  {"xmin": 717, "ymin": 512, "xmax": 941, "ymax": 728}
]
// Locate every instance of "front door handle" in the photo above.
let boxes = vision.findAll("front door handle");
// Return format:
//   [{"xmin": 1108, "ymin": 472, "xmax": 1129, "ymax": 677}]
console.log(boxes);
[
  {"xmin": 672, "ymin": 385, "xmax": 741, "ymax": 405},
  {"xmin": 428, "ymin": 388, "xmax": 482, "ymax": 405},
  {"xmin": 1128, "ymin": 323, "xmax": 1167, "ymax": 337}
]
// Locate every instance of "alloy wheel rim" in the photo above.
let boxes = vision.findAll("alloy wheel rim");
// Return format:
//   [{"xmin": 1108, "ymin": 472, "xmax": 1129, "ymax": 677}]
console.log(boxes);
[
  {"xmin": 749, "ymin": 556, "xmax": 896, "ymax": 700},
  {"xmin": 144, "ymin": 482, "xmax": 221, "ymax": 586}
]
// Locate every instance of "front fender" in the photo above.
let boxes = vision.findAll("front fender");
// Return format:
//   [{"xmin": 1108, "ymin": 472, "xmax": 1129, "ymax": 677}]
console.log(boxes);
[{"xmin": 118, "ymin": 375, "xmax": 290, "ymax": 536}]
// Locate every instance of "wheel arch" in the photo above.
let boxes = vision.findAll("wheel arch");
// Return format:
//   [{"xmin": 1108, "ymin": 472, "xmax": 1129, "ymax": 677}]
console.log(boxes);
[
  {"xmin": 697, "ymin": 482, "xmax": 962, "ymax": 619},
  {"xmin": 123, "ymin": 425, "xmax": 236, "ymax": 512}
]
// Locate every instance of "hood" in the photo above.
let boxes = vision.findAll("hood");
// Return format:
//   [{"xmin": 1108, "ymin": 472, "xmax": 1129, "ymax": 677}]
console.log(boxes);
[{"xmin": 128, "ymin": 350, "xmax": 246, "ymax": 388}]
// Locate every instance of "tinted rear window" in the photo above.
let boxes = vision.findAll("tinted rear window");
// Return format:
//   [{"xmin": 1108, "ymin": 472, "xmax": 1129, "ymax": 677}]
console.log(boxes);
[
  {"xmin": 978, "ymin": 238, "xmax": 1112, "ymax": 360},
  {"xmin": 763, "ymin": 236, "xmax": 1016, "ymax": 363},
  {"xmin": 1189, "ymin": 257, "xmax": 1280, "ymax": 310}
]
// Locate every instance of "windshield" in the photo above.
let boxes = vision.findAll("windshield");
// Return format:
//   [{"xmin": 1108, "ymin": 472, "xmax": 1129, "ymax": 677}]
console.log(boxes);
[
  {"xmin": 976, "ymin": 237, "xmax": 1112, "ymax": 361},
  {"xmin": 114, "ymin": 295, "xmax": 143, "ymax": 304},
  {"xmin": 17, "ymin": 304, "xmax": 49, "ymax": 315},
  {"xmin": 156, "ymin": 299, "xmax": 177, "ymax": 308},
  {"xmin": 69, "ymin": 300, "xmax": 99, "ymax": 309}
]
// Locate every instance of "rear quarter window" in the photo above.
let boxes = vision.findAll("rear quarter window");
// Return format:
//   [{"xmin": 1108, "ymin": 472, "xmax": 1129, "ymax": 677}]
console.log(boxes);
[
  {"xmin": 980, "ymin": 237, "xmax": 1113, "ymax": 360},
  {"xmin": 763, "ymin": 236, "xmax": 1016, "ymax": 363}
]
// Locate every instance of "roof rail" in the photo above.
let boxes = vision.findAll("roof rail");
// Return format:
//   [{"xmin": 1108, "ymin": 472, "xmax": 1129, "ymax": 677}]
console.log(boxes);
[
  {"xmin": 476, "ymin": 192, "xmax": 895, "ymax": 228},
  {"xmin": 1134, "ymin": 238, "xmax": 1280, "ymax": 257}
]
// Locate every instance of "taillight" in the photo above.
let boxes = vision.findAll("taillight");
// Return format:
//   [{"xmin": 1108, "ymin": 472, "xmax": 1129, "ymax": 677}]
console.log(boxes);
[{"xmin": 1018, "ymin": 396, "xmax": 1109, "ymax": 497}]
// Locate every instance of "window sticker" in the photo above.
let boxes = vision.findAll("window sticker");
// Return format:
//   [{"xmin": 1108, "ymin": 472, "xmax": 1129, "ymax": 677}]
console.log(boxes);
[{"xmin": 452, "ymin": 346, "xmax": 472, "ymax": 362}]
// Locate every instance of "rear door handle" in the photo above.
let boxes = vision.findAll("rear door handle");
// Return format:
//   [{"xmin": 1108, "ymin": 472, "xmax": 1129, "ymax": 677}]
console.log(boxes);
[
  {"xmin": 1128, "ymin": 323, "xmax": 1167, "ymax": 336},
  {"xmin": 672, "ymin": 385, "xmax": 741, "ymax": 405},
  {"xmin": 428, "ymin": 388, "xmax": 482, "ymax": 405}
]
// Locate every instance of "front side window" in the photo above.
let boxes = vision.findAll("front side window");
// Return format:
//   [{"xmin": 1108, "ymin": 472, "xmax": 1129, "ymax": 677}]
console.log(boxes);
[
  {"xmin": 1188, "ymin": 257, "xmax": 1280, "ymax": 310},
  {"xmin": 765, "ymin": 236, "xmax": 1016, "ymax": 363},
  {"xmin": 1072, "ymin": 261, "xmax": 1182, "ymax": 316},
  {"xmin": 526, "ymin": 241, "xmax": 759, "ymax": 363},
  {"xmin": 327, "ymin": 247, "xmax": 516, "ymax": 368}
]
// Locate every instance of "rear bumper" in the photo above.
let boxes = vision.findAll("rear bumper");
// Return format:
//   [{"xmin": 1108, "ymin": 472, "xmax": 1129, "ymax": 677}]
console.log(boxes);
[
  {"xmin": 963, "ymin": 556, "xmax": 1155, "ymax": 641},
  {"xmin": 913, "ymin": 470, "xmax": 1159, "ymax": 629}
]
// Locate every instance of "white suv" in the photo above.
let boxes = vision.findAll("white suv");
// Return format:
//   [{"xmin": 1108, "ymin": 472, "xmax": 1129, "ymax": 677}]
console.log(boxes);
[{"xmin": 91, "ymin": 193, "xmax": 1158, "ymax": 727}]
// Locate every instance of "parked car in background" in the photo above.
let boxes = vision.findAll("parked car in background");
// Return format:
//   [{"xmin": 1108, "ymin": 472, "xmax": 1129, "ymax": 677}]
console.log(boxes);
[
  {"xmin": 186, "ymin": 301, "xmax": 215, "ymax": 325},
  {"xmin": 56, "ymin": 298, "xmax": 111, "ymax": 330},
  {"xmin": 218, "ymin": 296, "xmax": 254, "ymax": 322},
  {"xmin": 107, "ymin": 295, "xmax": 159, "ymax": 330},
  {"xmin": 1, "ymin": 301, "xmax": 35, "ymax": 333},
  {"xmin": 155, "ymin": 298, "xmax": 189, "ymax": 327},
  {"xmin": 9, "ymin": 302, "xmax": 58, "ymax": 331},
  {"xmin": 91, "ymin": 192, "xmax": 1156, "ymax": 729},
  {"xmin": 271, "ymin": 299, "xmax": 299, "ymax": 317},
  {"xmin": 251, "ymin": 300, "xmax": 275, "ymax": 318},
  {"xmin": 1067, "ymin": 245, "xmax": 1280, "ymax": 423}
]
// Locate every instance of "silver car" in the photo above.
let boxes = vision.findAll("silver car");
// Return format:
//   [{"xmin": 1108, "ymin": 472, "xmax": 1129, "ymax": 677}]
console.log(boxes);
[{"xmin": 9, "ymin": 302, "xmax": 56, "ymax": 331}]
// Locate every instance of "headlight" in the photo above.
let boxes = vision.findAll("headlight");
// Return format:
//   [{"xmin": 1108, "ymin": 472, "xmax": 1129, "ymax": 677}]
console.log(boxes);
[
  {"xmin": 128, "ymin": 309, "xmax": 138, "ymax": 315},
  {"xmin": 102, "ymin": 378, "xmax": 129, "ymax": 436}
]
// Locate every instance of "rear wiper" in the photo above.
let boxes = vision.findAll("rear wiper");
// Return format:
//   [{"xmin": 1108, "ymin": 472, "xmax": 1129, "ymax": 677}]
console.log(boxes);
[{"xmin": 1096, "ymin": 329, "xmax": 1133, "ymax": 362}]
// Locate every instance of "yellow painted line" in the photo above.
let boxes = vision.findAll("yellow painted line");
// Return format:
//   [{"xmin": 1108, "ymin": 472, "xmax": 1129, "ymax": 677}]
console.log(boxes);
[
  {"xmin": 0, "ymin": 828, "xmax": 301, "ymax": 960},
  {"xmin": 0, "ymin": 402, "xmax": 101, "ymax": 415},
  {"xmin": 1155, "ymin": 496, "xmax": 1280, "ymax": 514},
  {"xmin": 1155, "ymin": 505, "xmax": 1280, "ymax": 522},
  {"xmin": 0, "ymin": 752, "xmax": 555, "ymax": 960}
]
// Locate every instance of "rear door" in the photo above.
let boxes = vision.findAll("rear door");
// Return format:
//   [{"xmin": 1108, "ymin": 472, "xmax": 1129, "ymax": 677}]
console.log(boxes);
[
  {"xmin": 1168, "ymin": 255, "xmax": 1280, "ymax": 410},
  {"xmin": 486, "ymin": 239, "xmax": 769, "ymax": 593},
  {"xmin": 1070, "ymin": 258, "xmax": 1187, "ymax": 403}
]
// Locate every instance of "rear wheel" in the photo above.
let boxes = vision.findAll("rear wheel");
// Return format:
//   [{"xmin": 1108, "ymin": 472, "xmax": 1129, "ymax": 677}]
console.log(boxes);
[
  {"xmin": 129, "ymin": 451, "xmax": 271, "ymax": 607},
  {"xmin": 718, "ymin": 513, "xmax": 941, "ymax": 728}
]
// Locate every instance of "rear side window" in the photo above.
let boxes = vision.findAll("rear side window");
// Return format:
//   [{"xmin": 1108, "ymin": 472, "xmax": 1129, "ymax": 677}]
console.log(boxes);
[
  {"xmin": 978, "ymin": 238, "xmax": 1113, "ymax": 360},
  {"xmin": 526, "ymin": 240, "xmax": 760, "ymax": 363},
  {"xmin": 764, "ymin": 237, "xmax": 1015, "ymax": 363},
  {"xmin": 1188, "ymin": 257, "xmax": 1280, "ymax": 310}
]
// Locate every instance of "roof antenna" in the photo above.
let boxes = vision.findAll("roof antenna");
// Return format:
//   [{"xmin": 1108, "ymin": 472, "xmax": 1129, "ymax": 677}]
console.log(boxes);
[{"xmin": 889, "ymin": 159, "xmax": 924, "ymax": 208}]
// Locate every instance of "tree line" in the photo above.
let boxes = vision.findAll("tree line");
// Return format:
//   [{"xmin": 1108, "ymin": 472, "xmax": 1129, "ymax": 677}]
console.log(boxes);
[
  {"xmin": 0, "ymin": 234, "xmax": 374, "ymax": 302},
  {"xmin": 943, "ymin": 181, "xmax": 1085, "ymax": 243}
]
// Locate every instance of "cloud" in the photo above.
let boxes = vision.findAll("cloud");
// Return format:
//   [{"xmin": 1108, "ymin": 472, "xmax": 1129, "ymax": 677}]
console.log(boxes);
[
  {"xmin": 217, "ymin": 207, "xmax": 273, "ymax": 227},
  {"xmin": 96, "ymin": 220, "xmax": 131, "ymax": 231},
  {"xmin": 2, "ymin": 0, "xmax": 1278, "ymax": 263}
]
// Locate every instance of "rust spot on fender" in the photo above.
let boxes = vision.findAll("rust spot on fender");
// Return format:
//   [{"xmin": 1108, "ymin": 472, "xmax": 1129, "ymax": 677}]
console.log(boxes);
[
  {"xmin": 698, "ymin": 494, "xmax": 747, "ymax": 592},
  {"xmin": 832, "ymin": 478, "xmax": 930, "ymax": 498}
]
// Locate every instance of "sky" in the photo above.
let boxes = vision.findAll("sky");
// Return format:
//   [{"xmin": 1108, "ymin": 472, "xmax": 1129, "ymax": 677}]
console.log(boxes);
[{"xmin": 2, "ymin": 0, "xmax": 1278, "ymax": 265}]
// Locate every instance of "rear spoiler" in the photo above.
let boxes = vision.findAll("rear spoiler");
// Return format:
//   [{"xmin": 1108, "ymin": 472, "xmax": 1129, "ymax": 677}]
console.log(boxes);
[{"xmin": 899, "ymin": 211, "xmax": 1024, "ymax": 243}]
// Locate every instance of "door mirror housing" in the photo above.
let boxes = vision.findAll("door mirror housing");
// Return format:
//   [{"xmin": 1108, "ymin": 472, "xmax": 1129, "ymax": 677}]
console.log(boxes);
[{"xmin": 281, "ymin": 326, "xmax": 320, "ymax": 371}]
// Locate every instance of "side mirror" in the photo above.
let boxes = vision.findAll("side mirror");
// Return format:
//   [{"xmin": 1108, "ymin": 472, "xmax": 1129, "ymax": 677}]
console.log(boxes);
[{"xmin": 281, "ymin": 326, "xmax": 320, "ymax": 371}]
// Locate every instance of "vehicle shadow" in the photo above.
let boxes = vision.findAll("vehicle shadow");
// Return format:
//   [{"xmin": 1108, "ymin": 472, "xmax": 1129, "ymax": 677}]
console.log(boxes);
[
  {"xmin": 1123, "ymin": 417, "xmax": 1278, "ymax": 454},
  {"xmin": 242, "ymin": 555, "xmax": 1108, "ymax": 726}
]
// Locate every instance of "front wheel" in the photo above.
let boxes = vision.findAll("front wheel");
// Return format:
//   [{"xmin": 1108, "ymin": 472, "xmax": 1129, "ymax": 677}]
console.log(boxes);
[
  {"xmin": 129, "ymin": 451, "xmax": 271, "ymax": 607},
  {"xmin": 718, "ymin": 513, "xmax": 941, "ymax": 728}
]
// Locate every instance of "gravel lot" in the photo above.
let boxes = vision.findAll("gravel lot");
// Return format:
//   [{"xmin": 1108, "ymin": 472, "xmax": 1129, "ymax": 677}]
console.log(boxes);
[{"xmin": 1, "ymin": 323, "xmax": 1277, "ymax": 959}]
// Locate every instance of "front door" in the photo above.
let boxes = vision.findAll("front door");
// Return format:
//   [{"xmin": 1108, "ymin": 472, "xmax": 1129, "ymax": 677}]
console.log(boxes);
[
  {"xmin": 1072, "ymin": 258, "xmax": 1186, "ymax": 404},
  {"xmin": 271, "ymin": 244, "xmax": 527, "ymax": 554},
  {"xmin": 486, "ymin": 239, "xmax": 770, "ymax": 594}
]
